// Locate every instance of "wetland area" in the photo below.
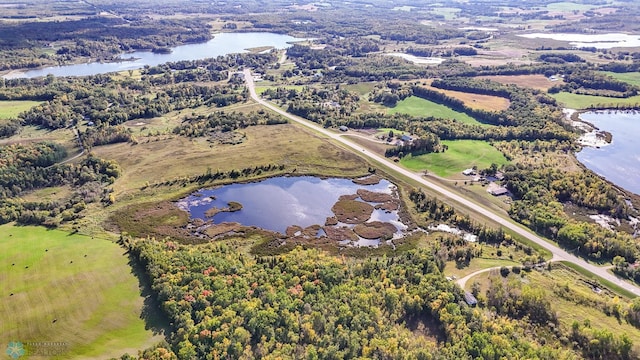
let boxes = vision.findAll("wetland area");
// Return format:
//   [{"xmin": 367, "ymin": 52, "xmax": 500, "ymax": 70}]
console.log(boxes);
[{"xmin": 177, "ymin": 175, "xmax": 410, "ymax": 247}]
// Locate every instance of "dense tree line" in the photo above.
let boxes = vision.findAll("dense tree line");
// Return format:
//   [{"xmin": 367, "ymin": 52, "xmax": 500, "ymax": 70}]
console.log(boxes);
[
  {"xmin": 538, "ymin": 53, "xmax": 586, "ymax": 64},
  {"xmin": 384, "ymin": 134, "xmax": 442, "ymax": 158},
  {"xmin": 549, "ymin": 70, "xmax": 638, "ymax": 98},
  {"xmin": 19, "ymin": 83, "xmax": 245, "ymax": 129},
  {"xmin": 172, "ymin": 111, "xmax": 287, "ymax": 137}
]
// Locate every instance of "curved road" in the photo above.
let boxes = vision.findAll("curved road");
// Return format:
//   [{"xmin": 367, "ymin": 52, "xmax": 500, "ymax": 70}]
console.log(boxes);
[{"xmin": 242, "ymin": 69, "xmax": 640, "ymax": 296}]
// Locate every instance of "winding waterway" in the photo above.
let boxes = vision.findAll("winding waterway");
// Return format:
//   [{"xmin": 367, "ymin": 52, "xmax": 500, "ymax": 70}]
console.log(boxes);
[
  {"xmin": 576, "ymin": 111, "xmax": 640, "ymax": 195},
  {"xmin": 3, "ymin": 32, "xmax": 305, "ymax": 79}
]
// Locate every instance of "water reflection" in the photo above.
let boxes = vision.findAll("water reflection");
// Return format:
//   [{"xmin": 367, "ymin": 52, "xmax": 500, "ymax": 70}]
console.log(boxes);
[{"xmin": 177, "ymin": 176, "xmax": 406, "ymax": 243}]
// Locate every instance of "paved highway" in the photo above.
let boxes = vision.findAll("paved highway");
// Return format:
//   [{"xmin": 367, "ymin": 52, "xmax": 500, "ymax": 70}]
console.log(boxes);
[{"xmin": 242, "ymin": 69, "xmax": 640, "ymax": 296}]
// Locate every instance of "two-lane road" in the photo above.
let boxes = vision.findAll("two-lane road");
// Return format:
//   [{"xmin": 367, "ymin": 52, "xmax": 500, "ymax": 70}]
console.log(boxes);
[{"xmin": 242, "ymin": 69, "xmax": 640, "ymax": 296}]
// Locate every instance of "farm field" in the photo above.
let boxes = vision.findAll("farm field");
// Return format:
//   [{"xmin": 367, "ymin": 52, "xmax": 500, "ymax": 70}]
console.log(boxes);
[
  {"xmin": 0, "ymin": 100, "xmax": 40, "ymax": 120},
  {"xmin": 0, "ymin": 223, "xmax": 162, "ymax": 359},
  {"xmin": 399, "ymin": 139, "xmax": 510, "ymax": 177},
  {"xmin": 551, "ymin": 92, "xmax": 640, "ymax": 109},
  {"xmin": 601, "ymin": 71, "xmax": 640, "ymax": 87},
  {"xmin": 478, "ymin": 74, "xmax": 560, "ymax": 91},
  {"xmin": 388, "ymin": 96, "xmax": 484, "ymax": 126},
  {"xmin": 423, "ymin": 84, "xmax": 511, "ymax": 112}
]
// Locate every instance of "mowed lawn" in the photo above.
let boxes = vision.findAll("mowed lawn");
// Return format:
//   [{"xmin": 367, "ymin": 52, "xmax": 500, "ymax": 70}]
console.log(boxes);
[
  {"xmin": 0, "ymin": 100, "xmax": 40, "ymax": 119},
  {"xmin": 551, "ymin": 91, "xmax": 640, "ymax": 109},
  {"xmin": 400, "ymin": 140, "xmax": 509, "ymax": 177},
  {"xmin": 388, "ymin": 96, "xmax": 485, "ymax": 126},
  {"xmin": 0, "ymin": 224, "xmax": 162, "ymax": 359}
]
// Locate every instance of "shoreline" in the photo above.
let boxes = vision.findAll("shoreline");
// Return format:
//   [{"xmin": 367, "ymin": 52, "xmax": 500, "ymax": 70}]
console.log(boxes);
[{"xmin": 566, "ymin": 108, "xmax": 612, "ymax": 148}]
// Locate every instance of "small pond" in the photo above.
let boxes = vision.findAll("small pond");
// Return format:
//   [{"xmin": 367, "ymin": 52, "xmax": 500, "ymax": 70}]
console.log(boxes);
[{"xmin": 177, "ymin": 176, "xmax": 409, "ymax": 246}]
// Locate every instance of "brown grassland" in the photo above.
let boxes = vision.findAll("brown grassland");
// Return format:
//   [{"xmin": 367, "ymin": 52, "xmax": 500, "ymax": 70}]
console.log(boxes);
[
  {"xmin": 478, "ymin": 74, "xmax": 562, "ymax": 91},
  {"xmin": 422, "ymin": 80, "xmax": 510, "ymax": 111}
]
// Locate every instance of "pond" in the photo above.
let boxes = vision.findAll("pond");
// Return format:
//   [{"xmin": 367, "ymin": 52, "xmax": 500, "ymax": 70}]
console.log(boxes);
[
  {"xmin": 576, "ymin": 111, "xmax": 640, "ymax": 195},
  {"xmin": 177, "ymin": 176, "xmax": 409, "ymax": 246},
  {"xmin": 4, "ymin": 32, "xmax": 306, "ymax": 79},
  {"xmin": 518, "ymin": 33, "xmax": 640, "ymax": 49}
]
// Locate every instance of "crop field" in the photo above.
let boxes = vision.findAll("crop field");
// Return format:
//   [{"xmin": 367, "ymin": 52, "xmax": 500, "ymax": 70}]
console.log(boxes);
[
  {"xmin": 479, "ymin": 74, "xmax": 560, "ymax": 91},
  {"xmin": 552, "ymin": 92, "xmax": 640, "ymax": 109},
  {"xmin": 0, "ymin": 223, "xmax": 162, "ymax": 359},
  {"xmin": 423, "ymin": 84, "xmax": 511, "ymax": 112},
  {"xmin": 91, "ymin": 123, "xmax": 369, "ymax": 195},
  {"xmin": 0, "ymin": 100, "xmax": 40, "ymax": 120},
  {"xmin": 388, "ymin": 96, "xmax": 484, "ymax": 126},
  {"xmin": 400, "ymin": 140, "xmax": 510, "ymax": 178}
]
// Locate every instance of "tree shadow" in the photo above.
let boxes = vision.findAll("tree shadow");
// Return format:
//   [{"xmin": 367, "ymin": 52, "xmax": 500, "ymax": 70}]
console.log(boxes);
[{"xmin": 125, "ymin": 250, "xmax": 172, "ymax": 338}]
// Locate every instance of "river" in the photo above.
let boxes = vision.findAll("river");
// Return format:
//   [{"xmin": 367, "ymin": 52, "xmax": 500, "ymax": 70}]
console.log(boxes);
[
  {"xmin": 3, "ymin": 32, "xmax": 305, "ymax": 79},
  {"xmin": 576, "ymin": 111, "xmax": 640, "ymax": 195}
]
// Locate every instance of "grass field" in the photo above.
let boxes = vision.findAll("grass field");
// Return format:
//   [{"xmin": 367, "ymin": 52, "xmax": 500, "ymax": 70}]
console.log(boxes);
[
  {"xmin": 400, "ymin": 140, "xmax": 510, "ymax": 177},
  {"xmin": 601, "ymin": 71, "xmax": 640, "ymax": 87},
  {"xmin": 0, "ymin": 223, "xmax": 162, "ymax": 359},
  {"xmin": 479, "ymin": 74, "xmax": 560, "ymax": 91},
  {"xmin": 388, "ymin": 96, "xmax": 484, "ymax": 126},
  {"xmin": 92, "ymin": 123, "xmax": 369, "ymax": 195},
  {"xmin": 545, "ymin": 1, "xmax": 594, "ymax": 11},
  {"xmin": 0, "ymin": 100, "xmax": 40, "ymax": 120},
  {"xmin": 551, "ymin": 92, "xmax": 640, "ymax": 109}
]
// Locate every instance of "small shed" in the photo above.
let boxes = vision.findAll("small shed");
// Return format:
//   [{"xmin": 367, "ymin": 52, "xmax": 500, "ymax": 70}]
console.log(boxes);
[
  {"xmin": 401, "ymin": 134, "xmax": 413, "ymax": 142},
  {"xmin": 464, "ymin": 292, "xmax": 478, "ymax": 306},
  {"xmin": 488, "ymin": 186, "xmax": 509, "ymax": 196},
  {"xmin": 462, "ymin": 168, "xmax": 475, "ymax": 176},
  {"xmin": 339, "ymin": 126, "xmax": 348, "ymax": 132}
]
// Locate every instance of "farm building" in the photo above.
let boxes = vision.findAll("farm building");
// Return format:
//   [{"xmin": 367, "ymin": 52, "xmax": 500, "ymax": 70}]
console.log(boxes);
[
  {"xmin": 487, "ymin": 185, "xmax": 509, "ymax": 196},
  {"xmin": 339, "ymin": 126, "xmax": 348, "ymax": 132},
  {"xmin": 462, "ymin": 168, "xmax": 476, "ymax": 176}
]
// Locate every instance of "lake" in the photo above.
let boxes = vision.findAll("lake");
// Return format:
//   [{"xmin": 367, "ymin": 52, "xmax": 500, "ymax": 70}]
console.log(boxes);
[
  {"xmin": 384, "ymin": 53, "xmax": 444, "ymax": 65},
  {"xmin": 576, "ymin": 111, "xmax": 640, "ymax": 195},
  {"xmin": 3, "ymin": 32, "xmax": 305, "ymax": 79},
  {"xmin": 177, "ymin": 176, "xmax": 408, "ymax": 244},
  {"xmin": 518, "ymin": 33, "xmax": 640, "ymax": 49}
]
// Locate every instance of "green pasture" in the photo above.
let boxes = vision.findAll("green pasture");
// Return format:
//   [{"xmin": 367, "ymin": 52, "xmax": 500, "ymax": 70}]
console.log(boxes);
[
  {"xmin": 0, "ymin": 223, "xmax": 162, "ymax": 359},
  {"xmin": 388, "ymin": 96, "xmax": 484, "ymax": 126},
  {"xmin": 551, "ymin": 92, "xmax": 640, "ymax": 109},
  {"xmin": 601, "ymin": 71, "xmax": 640, "ymax": 87},
  {"xmin": 400, "ymin": 140, "xmax": 510, "ymax": 177},
  {"xmin": 0, "ymin": 100, "xmax": 40, "ymax": 120}
]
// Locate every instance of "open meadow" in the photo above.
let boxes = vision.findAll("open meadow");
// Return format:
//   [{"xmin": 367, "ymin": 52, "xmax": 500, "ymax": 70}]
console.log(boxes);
[
  {"xmin": 552, "ymin": 92, "xmax": 640, "ymax": 109},
  {"xmin": 388, "ymin": 96, "xmax": 484, "ymax": 126},
  {"xmin": 0, "ymin": 100, "xmax": 40, "ymax": 120},
  {"xmin": 478, "ymin": 74, "xmax": 560, "ymax": 91},
  {"xmin": 0, "ymin": 224, "xmax": 162, "ymax": 359},
  {"xmin": 400, "ymin": 140, "xmax": 510, "ymax": 178}
]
